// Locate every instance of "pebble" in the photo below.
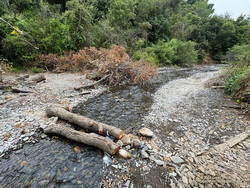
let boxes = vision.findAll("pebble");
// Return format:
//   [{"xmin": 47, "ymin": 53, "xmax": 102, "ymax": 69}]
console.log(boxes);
[
  {"xmin": 145, "ymin": 143, "xmax": 152, "ymax": 150},
  {"xmin": 182, "ymin": 176, "xmax": 189, "ymax": 184},
  {"xmin": 132, "ymin": 139, "xmax": 142, "ymax": 148},
  {"xmin": 124, "ymin": 180, "xmax": 130, "ymax": 187},
  {"xmin": 141, "ymin": 150, "xmax": 149, "ymax": 159},
  {"xmin": 23, "ymin": 137, "xmax": 29, "ymax": 142},
  {"xmin": 41, "ymin": 133, "xmax": 47, "ymax": 139},
  {"xmin": 118, "ymin": 149, "xmax": 132, "ymax": 159},
  {"xmin": 121, "ymin": 135, "xmax": 132, "ymax": 145},
  {"xmin": 155, "ymin": 160, "xmax": 164, "ymax": 166},
  {"xmin": 169, "ymin": 172, "xmax": 177, "ymax": 177},
  {"xmin": 171, "ymin": 156, "xmax": 185, "ymax": 164},
  {"xmin": 139, "ymin": 128, "xmax": 154, "ymax": 137}
]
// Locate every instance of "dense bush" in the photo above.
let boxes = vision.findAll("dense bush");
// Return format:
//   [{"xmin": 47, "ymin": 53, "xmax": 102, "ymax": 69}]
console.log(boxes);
[
  {"xmin": 0, "ymin": 0, "xmax": 249, "ymax": 70},
  {"xmin": 224, "ymin": 44, "xmax": 250, "ymax": 101},
  {"xmin": 133, "ymin": 39, "xmax": 198, "ymax": 66}
]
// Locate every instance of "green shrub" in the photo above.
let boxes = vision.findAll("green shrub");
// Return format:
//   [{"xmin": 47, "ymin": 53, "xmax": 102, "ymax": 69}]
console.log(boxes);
[
  {"xmin": 1, "ymin": 35, "xmax": 37, "ymax": 64},
  {"xmin": 225, "ymin": 44, "xmax": 250, "ymax": 67},
  {"xmin": 31, "ymin": 67, "xmax": 44, "ymax": 73},
  {"xmin": 133, "ymin": 39, "xmax": 198, "ymax": 66},
  {"xmin": 225, "ymin": 67, "xmax": 250, "ymax": 95},
  {"xmin": 224, "ymin": 44, "xmax": 250, "ymax": 97},
  {"xmin": 133, "ymin": 49, "xmax": 159, "ymax": 65}
]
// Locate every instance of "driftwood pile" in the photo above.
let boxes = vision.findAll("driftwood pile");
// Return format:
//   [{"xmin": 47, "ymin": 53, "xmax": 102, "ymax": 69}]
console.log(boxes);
[{"xmin": 44, "ymin": 107, "xmax": 132, "ymax": 158}]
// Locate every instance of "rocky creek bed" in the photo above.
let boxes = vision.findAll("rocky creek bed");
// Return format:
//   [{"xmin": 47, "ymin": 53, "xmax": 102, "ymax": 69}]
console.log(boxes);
[{"xmin": 0, "ymin": 65, "xmax": 249, "ymax": 188}]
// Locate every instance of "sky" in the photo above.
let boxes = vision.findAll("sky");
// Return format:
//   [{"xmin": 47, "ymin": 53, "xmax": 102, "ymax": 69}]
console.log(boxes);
[{"xmin": 208, "ymin": 0, "xmax": 250, "ymax": 19}]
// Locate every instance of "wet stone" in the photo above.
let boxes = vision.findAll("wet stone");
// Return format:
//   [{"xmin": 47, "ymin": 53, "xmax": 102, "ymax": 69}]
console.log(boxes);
[
  {"xmin": 171, "ymin": 156, "xmax": 185, "ymax": 164},
  {"xmin": 0, "ymin": 139, "xmax": 103, "ymax": 188}
]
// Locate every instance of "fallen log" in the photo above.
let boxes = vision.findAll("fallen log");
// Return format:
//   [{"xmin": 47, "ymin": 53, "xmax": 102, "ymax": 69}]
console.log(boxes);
[
  {"xmin": 74, "ymin": 74, "xmax": 110, "ymax": 91},
  {"xmin": 46, "ymin": 107, "xmax": 125, "ymax": 139},
  {"xmin": 43, "ymin": 123, "xmax": 120, "ymax": 155},
  {"xmin": 29, "ymin": 74, "xmax": 46, "ymax": 83},
  {"xmin": 215, "ymin": 130, "xmax": 250, "ymax": 152},
  {"xmin": 222, "ymin": 104, "xmax": 246, "ymax": 109}
]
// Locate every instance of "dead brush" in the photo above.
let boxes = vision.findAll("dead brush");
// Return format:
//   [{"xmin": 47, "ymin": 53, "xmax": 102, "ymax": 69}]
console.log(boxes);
[
  {"xmin": 0, "ymin": 58, "xmax": 12, "ymax": 73},
  {"xmin": 0, "ymin": 58, "xmax": 12, "ymax": 82},
  {"xmin": 39, "ymin": 45, "xmax": 158, "ymax": 85}
]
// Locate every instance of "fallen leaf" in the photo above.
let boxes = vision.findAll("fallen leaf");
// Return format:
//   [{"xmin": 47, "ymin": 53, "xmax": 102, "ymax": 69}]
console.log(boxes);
[
  {"xmin": 15, "ymin": 123, "xmax": 24, "ymax": 129},
  {"xmin": 164, "ymin": 156, "xmax": 171, "ymax": 161},
  {"xmin": 20, "ymin": 161, "xmax": 28, "ymax": 167}
]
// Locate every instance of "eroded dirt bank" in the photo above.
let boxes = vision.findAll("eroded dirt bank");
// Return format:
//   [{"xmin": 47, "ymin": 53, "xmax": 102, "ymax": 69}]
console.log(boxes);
[{"xmin": 0, "ymin": 65, "xmax": 249, "ymax": 188}]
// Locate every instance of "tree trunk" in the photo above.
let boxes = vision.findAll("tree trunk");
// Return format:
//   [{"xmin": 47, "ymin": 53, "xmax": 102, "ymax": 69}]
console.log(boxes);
[
  {"xmin": 46, "ymin": 107, "xmax": 125, "ymax": 139},
  {"xmin": 43, "ymin": 123, "xmax": 120, "ymax": 155}
]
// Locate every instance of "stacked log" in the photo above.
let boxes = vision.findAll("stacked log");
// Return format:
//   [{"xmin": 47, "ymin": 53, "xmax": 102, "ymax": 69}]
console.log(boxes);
[{"xmin": 44, "ymin": 107, "xmax": 130, "ymax": 158}]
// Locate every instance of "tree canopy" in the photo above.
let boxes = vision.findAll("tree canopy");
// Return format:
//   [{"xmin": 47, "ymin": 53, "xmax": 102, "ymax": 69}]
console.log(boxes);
[{"xmin": 0, "ymin": 0, "xmax": 249, "ymax": 66}]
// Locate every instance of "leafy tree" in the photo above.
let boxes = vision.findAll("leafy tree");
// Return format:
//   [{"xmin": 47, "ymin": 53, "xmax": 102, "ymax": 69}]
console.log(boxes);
[
  {"xmin": 234, "ymin": 16, "xmax": 250, "ymax": 45},
  {"xmin": 134, "ymin": 39, "xmax": 198, "ymax": 66},
  {"xmin": 63, "ymin": 0, "xmax": 94, "ymax": 48},
  {"xmin": 134, "ymin": 0, "xmax": 170, "ymax": 43},
  {"xmin": 107, "ymin": 0, "xmax": 136, "ymax": 29}
]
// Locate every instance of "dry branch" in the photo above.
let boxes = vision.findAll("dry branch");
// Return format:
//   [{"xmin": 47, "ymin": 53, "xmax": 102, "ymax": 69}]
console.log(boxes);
[
  {"xmin": 43, "ymin": 123, "xmax": 120, "ymax": 155},
  {"xmin": 211, "ymin": 86, "xmax": 225, "ymax": 89},
  {"xmin": 46, "ymin": 107, "xmax": 125, "ymax": 139},
  {"xmin": 215, "ymin": 130, "xmax": 250, "ymax": 152},
  {"xmin": 12, "ymin": 87, "xmax": 34, "ymax": 93},
  {"xmin": 74, "ymin": 74, "xmax": 110, "ymax": 91}
]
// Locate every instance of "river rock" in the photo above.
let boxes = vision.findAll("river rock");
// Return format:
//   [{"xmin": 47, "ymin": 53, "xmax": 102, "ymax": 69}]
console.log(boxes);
[
  {"xmin": 118, "ymin": 149, "xmax": 132, "ymax": 159},
  {"xmin": 121, "ymin": 135, "xmax": 132, "ymax": 145},
  {"xmin": 141, "ymin": 150, "xmax": 149, "ymax": 159},
  {"xmin": 139, "ymin": 128, "xmax": 154, "ymax": 137},
  {"xmin": 132, "ymin": 138, "xmax": 142, "ymax": 148},
  {"xmin": 171, "ymin": 156, "xmax": 185, "ymax": 164}
]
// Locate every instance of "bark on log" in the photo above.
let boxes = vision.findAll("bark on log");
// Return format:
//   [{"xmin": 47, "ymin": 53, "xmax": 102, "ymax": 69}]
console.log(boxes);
[
  {"xmin": 29, "ymin": 74, "xmax": 46, "ymax": 83},
  {"xmin": 46, "ymin": 107, "xmax": 125, "ymax": 139},
  {"xmin": 43, "ymin": 123, "xmax": 120, "ymax": 155}
]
